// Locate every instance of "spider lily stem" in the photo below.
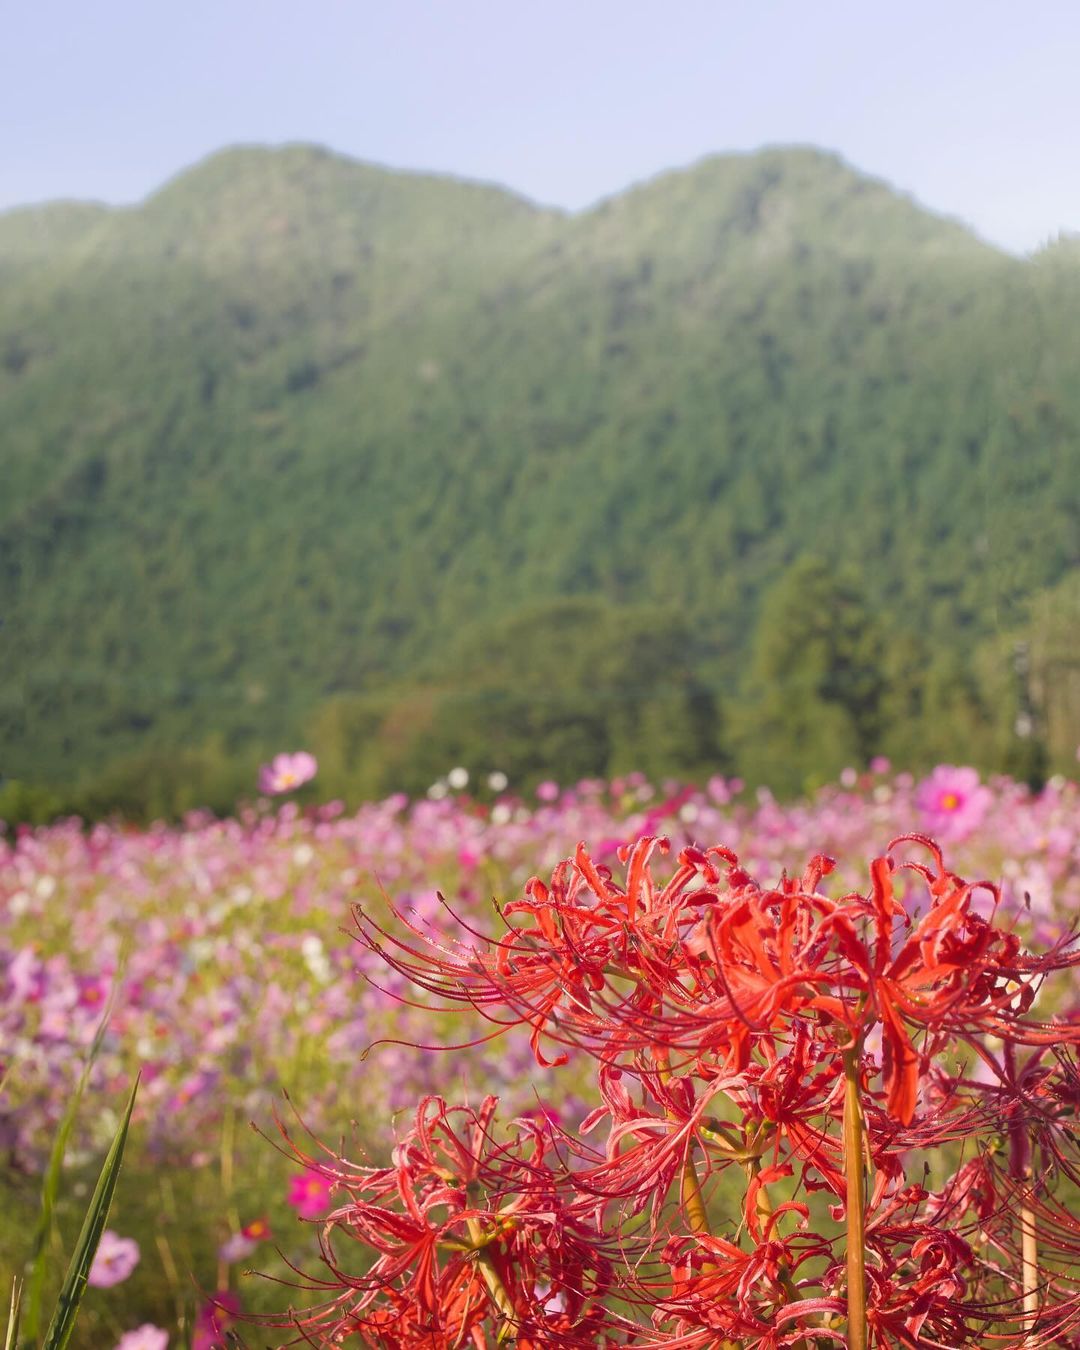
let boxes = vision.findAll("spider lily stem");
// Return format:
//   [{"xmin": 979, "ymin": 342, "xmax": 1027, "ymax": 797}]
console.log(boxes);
[
  {"xmin": 743, "ymin": 1157, "xmax": 813, "ymax": 1350},
  {"xmin": 680, "ymin": 1148, "xmax": 742, "ymax": 1350},
  {"xmin": 465, "ymin": 1216, "xmax": 518, "ymax": 1342},
  {"xmin": 1010, "ymin": 1133, "xmax": 1039, "ymax": 1339},
  {"xmin": 842, "ymin": 1043, "xmax": 868, "ymax": 1350},
  {"xmin": 1005, "ymin": 1044, "xmax": 1039, "ymax": 1341},
  {"xmin": 1021, "ymin": 1198, "xmax": 1039, "ymax": 1343},
  {"xmin": 745, "ymin": 1157, "xmax": 773, "ymax": 1234},
  {"xmin": 657, "ymin": 1054, "xmax": 710, "ymax": 1235},
  {"xmin": 680, "ymin": 1148, "xmax": 711, "ymax": 1237},
  {"xmin": 660, "ymin": 1032, "xmax": 742, "ymax": 1350}
]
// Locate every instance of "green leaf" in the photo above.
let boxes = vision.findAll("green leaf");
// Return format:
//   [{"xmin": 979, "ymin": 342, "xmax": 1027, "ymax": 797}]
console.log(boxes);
[{"xmin": 40, "ymin": 1074, "xmax": 139, "ymax": 1350}]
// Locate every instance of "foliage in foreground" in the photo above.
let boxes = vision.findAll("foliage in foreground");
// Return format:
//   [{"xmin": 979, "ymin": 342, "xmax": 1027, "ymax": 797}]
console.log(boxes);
[{"xmin": 7, "ymin": 1077, "xmax": 137, "ymax": 1350}]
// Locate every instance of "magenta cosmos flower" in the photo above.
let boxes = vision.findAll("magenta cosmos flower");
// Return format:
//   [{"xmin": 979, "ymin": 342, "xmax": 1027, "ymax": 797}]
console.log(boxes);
[
  {"xmin": 114, "ymin": 1326, "xmax": 168, "ymax": 1350},
  {"xmin": 88, "ymin": 1230, "xmax": 140, "ymax": 1287},
  {"xmin": 915, "ymin": 763, "xmax": 993, "ymax": 841},
  {"xmin": 192, "ymin": 1292, "xmax": 241, "ymax": 1350},
  {"xmin": 258, "ymin": 751, "xmax": 317, "ymax": 795},
  {"xmin": 287, "ymin": 1167, "xmax": 334, "ymax": 1219}
]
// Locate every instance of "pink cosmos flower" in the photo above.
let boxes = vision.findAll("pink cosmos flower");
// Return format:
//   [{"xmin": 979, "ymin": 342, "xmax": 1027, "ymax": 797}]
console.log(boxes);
[
  {"xmin": 76, "ymin": 975, "xmax": 109, "ymax": 1011},
  {"xmin": 218, "ymin": 1216, "xmax": 271, "ymax": 1263},
  {"xmin": 114, "ymin": 1326, "xmax": 168, "ymax": 1350},
  {"xmin": 535, "ymin": 780, "xmax": 559, "ymax": 802},
  {"xmin": 914, "ymin": 764, "xmax": 993, "ymax": 841},
  {"xmin": 88, "ymin": 1230, "xmax": 140, "ymax": 1287},
  {"xmin": 8, "ymin": 948, "xmax": 45, "ymax": 1002},
  {"xmin": 217, "ymin": 1232, "xmax": 256, "ymax": 1263},
  {"xmin": 258, "ymin": 751, "xmax": 317, "ymax": 795},
  {"xmin": 706, "ymin": 774, "xmax": 733, "ymax": 804},
  {"xmin": 287, "ymin": 1167, "xmax": 334, "ymax": 1219},
  {"xmin": 192, "ymin": 1292, "xmax": 241, "ymax": 1350}
]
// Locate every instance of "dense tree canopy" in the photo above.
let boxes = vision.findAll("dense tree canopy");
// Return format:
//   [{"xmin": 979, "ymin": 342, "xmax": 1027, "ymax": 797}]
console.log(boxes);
[{"xmin": 1, "ymin": 144, "xmax": 1078, "ymax": 817}]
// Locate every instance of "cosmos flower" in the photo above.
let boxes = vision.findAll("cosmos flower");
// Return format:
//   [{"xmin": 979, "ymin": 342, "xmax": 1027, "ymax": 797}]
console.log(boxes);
[
  {"xmin": 218, "ymin": 1217, "xmax": 270, "ymax": 1263},
  {"xmin": 286, "ymin": 1167, "xmax": 335, "ymax": 1219},
  {"xmin": 76, "ymin": 975, "xmax": 109, "ymax": 1010},
  {"xmin": 192, "ymin": 1292, "xmax": 241, "ymax": 1350},
  {"xmin": 914, "ymin": 764, "xmax": 992, "ymax": 840},
  {"xmin": 113, "ymin": 1326, "xmax": 168, "ymax": 1350},
  {"xmin": 257, "ymin": 751, "xmax": 318, "ymax": 795},
  {"xmin": 217, "ymin": 1230, "xmax": 256, "ymax": 1263},
  {"xmin": 87, "ymin": 1230, "xmax": 140, "ymax": 1287}
]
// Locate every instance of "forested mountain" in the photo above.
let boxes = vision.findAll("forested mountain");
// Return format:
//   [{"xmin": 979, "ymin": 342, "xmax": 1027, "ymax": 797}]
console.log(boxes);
[{"xmin": 2, "ymin": 143, "xmax": 1079, "ymax": 816}]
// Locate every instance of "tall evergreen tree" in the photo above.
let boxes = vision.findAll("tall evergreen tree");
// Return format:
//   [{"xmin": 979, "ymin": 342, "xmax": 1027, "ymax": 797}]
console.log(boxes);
[{"xmin": 739, "ymin": 557, "xmax": 887, "ymax": 794}]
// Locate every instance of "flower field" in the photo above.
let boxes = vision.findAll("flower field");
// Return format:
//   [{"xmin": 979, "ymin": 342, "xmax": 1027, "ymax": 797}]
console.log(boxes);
[{"xmin": 3, "ymin": 762, "xmax": 1080, "ymax": 1346}]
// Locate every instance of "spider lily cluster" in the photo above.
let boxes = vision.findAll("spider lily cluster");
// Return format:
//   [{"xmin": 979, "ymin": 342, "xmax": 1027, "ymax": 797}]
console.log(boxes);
[{"xmin": 262, "ymin": 832, "xmax": 1080, "ymax": 1348}]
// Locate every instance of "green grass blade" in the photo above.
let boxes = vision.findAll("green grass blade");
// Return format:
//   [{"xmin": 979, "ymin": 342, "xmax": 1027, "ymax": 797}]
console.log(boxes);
[
  {"xmin": 4, "ymin": 1279, "xmax": 22, "ymax": 1350},
  {"xmin": 22, "ymin": 961, "xmax": 126, "ymax": 1341},
  {"xmin": 23, "ymin": 1005, "xmax": 117, "ymax": 1340},
  {"xmin": 40, "ymin": 1073, "xmax": 139, "ymax": 1350}
]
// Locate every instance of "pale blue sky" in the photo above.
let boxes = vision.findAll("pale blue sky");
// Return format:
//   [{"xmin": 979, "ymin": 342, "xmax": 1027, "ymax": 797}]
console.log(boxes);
[{"xmin": 3, "ymin": 0, "xmax": 1079, "ymax": 253}]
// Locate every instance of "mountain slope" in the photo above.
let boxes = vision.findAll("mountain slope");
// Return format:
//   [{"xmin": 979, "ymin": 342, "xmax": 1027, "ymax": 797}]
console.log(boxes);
[{"xmin": 1, "ymin": 144, "xmax": 1078, "ymax": 798}]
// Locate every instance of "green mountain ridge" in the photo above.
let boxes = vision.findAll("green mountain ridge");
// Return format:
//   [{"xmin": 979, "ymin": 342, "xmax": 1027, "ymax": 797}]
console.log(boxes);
[{"xmin": 2, "ymin": 142, "xmax": 1078, "ymax": 812}]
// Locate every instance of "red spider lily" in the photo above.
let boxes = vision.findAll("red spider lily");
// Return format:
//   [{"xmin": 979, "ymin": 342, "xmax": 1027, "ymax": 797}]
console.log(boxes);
[
  {"xmin": 644, "ymin": 1226, "xmax": 843, "ymax": 1349},
  {"xmin": 352, "ymin": 837, "xmax": 764, "ymax": 1067},
  {"xmin": 261, "ymin": 831, "xmax": 1080, "ymax": 1349},
  {"xmin": 853, "ymin": 1216, "xmax": 1080, "ymax": 1349},
  {"xmin": 355, "ymin": 835, "xmax": 1080, "ymax": 1127},
  {"xmin": 261, "ymin": 1096, "xmax": 629, "ymax": 1348},
  {"xmin": 813, "ymin": 836, "xmax": 1080, "ymax": 1124},
  {"xmin": 848, "ymin": 1151, "xmax": 1080, "ymax": 1349},
  {"xmin": 949, "ymin": 1037, "xmax": 1080, "ymax": 1191},
  {"xmin": 718, "ymin": 1023, "xmax": 849, "ymax": 1199},
  {"xmin": 574, "ymin": 1060, "xmax": 753, "ymax": 1229}
]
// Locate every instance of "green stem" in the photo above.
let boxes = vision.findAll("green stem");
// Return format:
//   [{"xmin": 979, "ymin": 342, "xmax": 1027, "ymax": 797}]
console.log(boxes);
[
  {"xmin": 466, "ymin": 1216, "xmax": 517, "ymax": 1343},
  {"xmin": 681, "ymin": 1150, "xmax": 742, "ymax": 1350},
  {"xmin": 681, "ymin": 1149, "xmax": 711, "ymax": 1236},
  {"xmin": 744, "ymin": 1158, "xmax": 811, "ymax": 1349},
  {"xmin": 842, "ymin": 1044, "xmax": 868, "ymax": 1350}
]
